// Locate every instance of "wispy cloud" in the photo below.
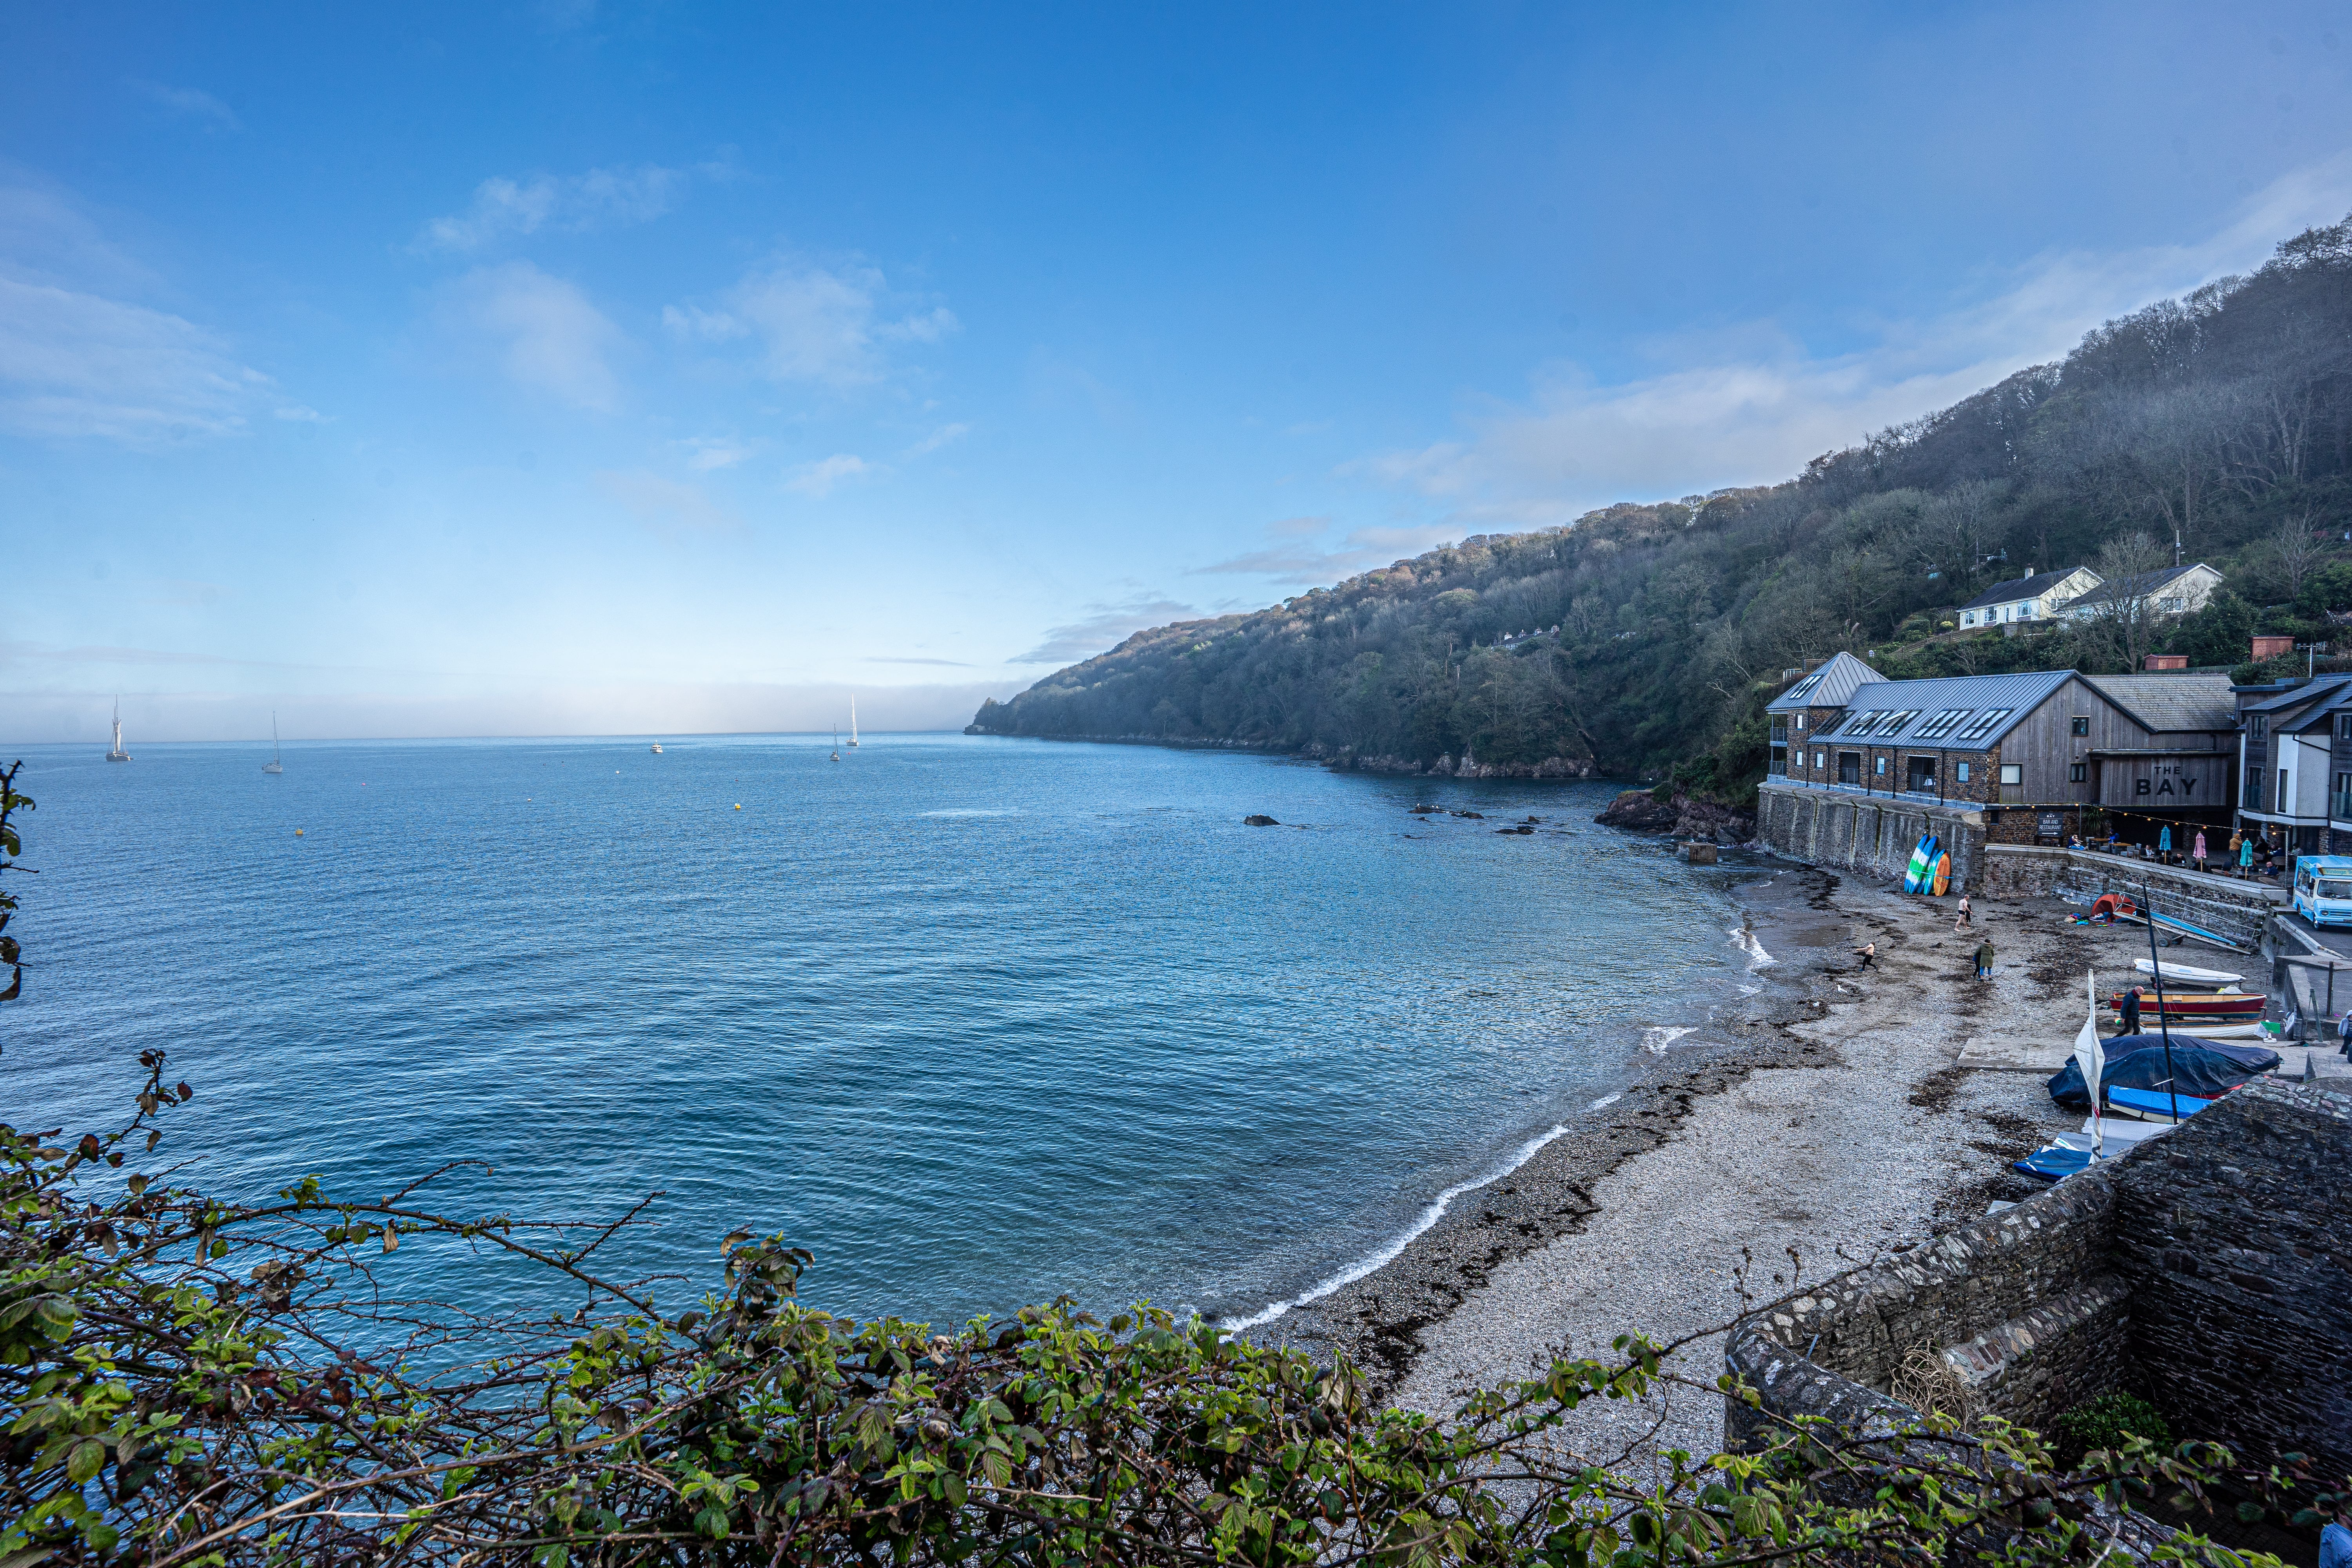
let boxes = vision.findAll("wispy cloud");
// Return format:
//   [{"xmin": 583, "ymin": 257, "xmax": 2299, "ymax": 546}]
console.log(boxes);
[
  {"xmin": 416, "ymin": 163, "xmax": 686, "ymax": 251},
  {"xmin": 1195, "ymin": 518, "xmax": 1458, "ymax": 584},
  {"xmin": 664, "ymin": 257, "xmax": 957, "ymax": 389},
  {"xmin": 783, "ymin": 453, "xmax": 874, "ymax": 497},
  {"xmin": 1013, "ymin": 595, "xmax": 1198, "ymax": 665},
  {"xmin": 904, "ymin": 421, "xmax": 970, "ymax": 457},
  {"xmin": 593, "ymin": 469, "xmax": 736, "ymax": 534},
  {"xmin": 866, "ymin": 655, "xmax": 974, "ymax": 667},
  {"xmin": 273, "ymin": 403, "xmax": 328, "ymax": 422},
  {"xmin": 0, "ymin": 274, "xmax": 269, "ymax": 444},
  {"xmin": 440, "ymin": 261, "xmax": 622, "ymax": 410},
  {"xmin": 678, "ymin": 433, "xmax": 758, "ymax": 471},
  {"xmin": 1350, "ymin": 151, "xmax": 2352, "ymax": 528},
  {"xmin": 127, "ymin": 80, "xmax": 239, "ymax": 129}
]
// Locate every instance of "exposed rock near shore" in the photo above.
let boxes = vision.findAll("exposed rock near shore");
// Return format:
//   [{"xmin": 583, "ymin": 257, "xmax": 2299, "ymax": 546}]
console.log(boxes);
[
  {"xmin": 1334, "ymin": 750, "xmax": 1597, "ymax": 779},
  {"xmin": 1595, "ymin": 787, "xmax": 1756, "ymax": 843}
]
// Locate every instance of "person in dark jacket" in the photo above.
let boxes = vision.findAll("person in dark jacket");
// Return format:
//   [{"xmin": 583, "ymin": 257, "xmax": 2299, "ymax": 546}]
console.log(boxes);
[
  {"xmin": 2118, "ymin": 985, "xmax": 2143, "ymax": 1036},
  {"xmin": 1973, "ymin": 940, "xmax": 1994, "ymax": 980}
]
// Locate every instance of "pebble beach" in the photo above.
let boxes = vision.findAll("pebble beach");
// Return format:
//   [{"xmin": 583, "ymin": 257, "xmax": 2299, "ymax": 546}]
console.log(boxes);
[{"xmin": 1261, "ymin": 860, "xmax": 2171, "ymax": 1471}]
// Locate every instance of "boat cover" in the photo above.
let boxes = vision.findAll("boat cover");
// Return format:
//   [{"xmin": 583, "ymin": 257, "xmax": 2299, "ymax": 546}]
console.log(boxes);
[
  {"xmin": 2045, "ymin": 1033, "xmax": 2279, "ymax": 1111},
  {"xmin": 2014, "ymin": 1144, "xmax": 2097, "ymax": 1182}
]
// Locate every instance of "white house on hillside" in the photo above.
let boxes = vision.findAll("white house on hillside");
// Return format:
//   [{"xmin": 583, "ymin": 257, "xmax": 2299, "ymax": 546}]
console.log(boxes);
[
  {"xmin": 1957, "ymin": 567, "xmax": 2102, "ymax": 628},
  {"xmin": 2065, "ymin": 563, "xmax": 2225, "ymax": 622}
]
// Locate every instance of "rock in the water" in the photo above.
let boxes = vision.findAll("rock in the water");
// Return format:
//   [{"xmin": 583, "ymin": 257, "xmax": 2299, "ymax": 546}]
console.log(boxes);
[
  {"xmin": 1495, "ymin": 824, "xmax": 1535, "ymax": 835},
  {"xmin": 1594, "ymin": 789, "xmax": 1679, "ymax": 832},
  {"xmin": 1594, "ymin": 787, "xmax": 1755, "ymax": 842},
  {"xmin": 1243, "ymin": 814, "xmax": 1280, "ymax": 827},
  {"xmin": 1452, "ymin": 809, "xmax": 1485, "ymax": 819},
  {"xmin": 1409, "ymin": 804, "xmax": 1438, "ymax": 814}
]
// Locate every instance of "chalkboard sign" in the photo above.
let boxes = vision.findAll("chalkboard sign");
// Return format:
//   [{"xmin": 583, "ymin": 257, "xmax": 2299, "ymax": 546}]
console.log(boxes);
[{"xmin": 2037, "ymin": 811, "xmax": 2064, "ymax": 844}]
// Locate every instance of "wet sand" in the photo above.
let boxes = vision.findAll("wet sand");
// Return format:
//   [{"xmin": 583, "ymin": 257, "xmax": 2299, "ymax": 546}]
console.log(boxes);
[{"xmin": 1259, "ymin": 860, "xmax": 2161, "ymax": 1471}]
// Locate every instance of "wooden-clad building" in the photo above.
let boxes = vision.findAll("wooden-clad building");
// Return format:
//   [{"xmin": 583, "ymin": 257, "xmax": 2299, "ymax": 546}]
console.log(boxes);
[{"xmin": 1763, "ymin": 665, "xmax": 2238, "ymax": 846}]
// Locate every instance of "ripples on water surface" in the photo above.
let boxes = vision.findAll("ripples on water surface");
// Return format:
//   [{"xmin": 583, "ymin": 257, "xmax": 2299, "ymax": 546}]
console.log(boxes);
[{"xmin": 6, "ymin": 735, "xmax": 1752, "ymax": 1327}]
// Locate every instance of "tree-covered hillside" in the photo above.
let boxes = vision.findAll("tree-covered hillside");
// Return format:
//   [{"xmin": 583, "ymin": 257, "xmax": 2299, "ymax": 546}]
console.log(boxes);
[{"xmin": 971, "ymin": 217, "xmax": 2352, "ymax": 806}]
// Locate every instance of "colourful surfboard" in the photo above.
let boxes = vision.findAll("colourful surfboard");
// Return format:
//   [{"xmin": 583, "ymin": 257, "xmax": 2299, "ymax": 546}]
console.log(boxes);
[
  {"xmin": 1902, "ymin": 832, "xmax": 1936, "ymax": 893},
  {"xmin": 1931, "ymin": 852, "xmax": 1951, "ymax": 896}
]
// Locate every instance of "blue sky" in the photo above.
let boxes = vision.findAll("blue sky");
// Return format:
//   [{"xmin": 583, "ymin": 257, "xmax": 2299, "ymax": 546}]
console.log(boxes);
[{"xmin": 6, "ymin": 2, "xmax": 2351, "ymax": 740}]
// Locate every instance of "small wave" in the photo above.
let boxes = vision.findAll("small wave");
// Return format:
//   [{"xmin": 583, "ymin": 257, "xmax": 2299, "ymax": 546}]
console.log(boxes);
[
  {"xmin": 919, "ymin": 809, "xmax": 1020, "ymax": 818},
  {"xmin": 1220, "ymin": 1118, "xmax": 1577, "ymax": 1331},
  {"xmin": 1737, "ymin": 983, "xmax": 1762, "ymax": 997},
  {"xmin": 1729, "ymin": 924, "xmax": 1777, "ymax": 970},
  {"xmin": 1642, "ymin": 1025, "xmax": 1698, "ymax": 1055},
  {"xmin": 1588, "ymin": 1092, "xmax": 1623, "ymax": 1110}
]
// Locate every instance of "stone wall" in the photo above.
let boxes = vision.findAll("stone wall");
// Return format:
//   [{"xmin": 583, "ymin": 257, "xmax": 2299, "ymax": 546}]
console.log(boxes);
[
  {"xmin": 2108, "ymin": 1079, "xmax": 2352, "ymax": 1480},
  {"xmin": 1974, "ymin": 846, "xmax": 2286, "ymax": 948},
  {"xmin": 1756, "ymin": 782, "xmax": 1985, "ymax": 891},
  {"xmin": 1725, "ymin": 1080, "xmax": 2352, "ymax": 1483}
]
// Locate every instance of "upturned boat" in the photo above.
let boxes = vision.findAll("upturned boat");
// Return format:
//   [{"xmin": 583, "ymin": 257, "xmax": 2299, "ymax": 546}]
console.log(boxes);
[{"xmin": 2131, "ymin": 958, "xmax": 2242, "ymax": 988}]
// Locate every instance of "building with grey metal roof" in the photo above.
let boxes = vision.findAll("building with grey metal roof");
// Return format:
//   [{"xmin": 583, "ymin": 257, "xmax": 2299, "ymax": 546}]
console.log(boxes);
[{"xmin": 1765, "ymin": 651, "xmax": 1882, "ymax": 713}]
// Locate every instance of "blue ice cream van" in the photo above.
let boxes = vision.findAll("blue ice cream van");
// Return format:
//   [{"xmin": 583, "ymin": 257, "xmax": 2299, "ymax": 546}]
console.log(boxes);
[{"xmin": 2293, "ymin": 854, "xmax": 2352, "ymax": 927}]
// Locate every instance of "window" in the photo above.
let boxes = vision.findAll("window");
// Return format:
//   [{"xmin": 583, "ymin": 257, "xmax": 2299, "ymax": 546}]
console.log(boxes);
[
  {"xmin": 1956, "ymin": 761, "xmax": 1971, "ymax": 782},
  {"xmin": 2069, "ymin": 762, "xmax": 2087, "ymax": 782},
  {"xmin": 2070, "ymin": 715, "xmax": 2090, "ymax": 736},
  {"xmin": 2281, "ymin": 768, "xmax": 2290, "ymax": 809},
  {"xmin": 2253, "ymin": 715, "xmax": 2269, "ymax": 739},
  {"xmin": 1914, "ymin": 708, "xmax": 1971, "ymax": 739},
  {"xmin": 1871, "ymin": 709, "xmax": 1920, "ymax": 736},
  {"xmin": 1875, "ymin": 757, "xmax": 1888, "ymax": 775},
  {"xmin": 2020, "ymin": 603, "xmax": 2036, "ymax": 618},
  {"xmin": 1782, "ymin": 672, "xmax": 1823, "ymax": 703},
  {"xmin": 2000, "ymin": 764, "xmax": 2023, "ymax": 785},
  {"xmin": 1840, "ymin": 710, "xmax": 1887, "ymax": 736},
  {"xmin": 2248, "ymin": 766, "xmax": 2264, "ymax": 808},
  {"xmin": 1906, "ymin": 756, "xmax": 1937, "ymax": 792},
  {"xmin": 2323, "ymin": 880, "xmax": 2352, "ymax": 900},
  {"xmin": 1837, "ymin": 753, "xmax": 1860, "ymax": 786},
  {"xmin": 1813, "ymin": 752, "xmax": 1824, "ymax": 770},
  {"xmin": 1795, "ymin": 713, "xmax": 1806, "ymax": 731},
  {"xmin": 1954, "ymin": 708, "xmax": 2013, "ymax": 742},
  {"xmin": 2160, "ymin": 597, "xmax": 2181, "ymax": 611},
  {"xmin": 1962, "ymin": 612, "xmax": 1976, "ymax": 626},
  {"xmin": 2336, "ymin": 715, "xmax": 2352, "ymax": 741}
]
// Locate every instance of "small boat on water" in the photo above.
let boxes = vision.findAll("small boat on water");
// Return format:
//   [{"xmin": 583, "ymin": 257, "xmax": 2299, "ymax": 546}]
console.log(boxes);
[
  {"xmin": 848, "ymin": 697, "xmax": 859, "ymax": 748},
  {"xmin": 263, "ymin": 712, "xmax": 283, "ymax": 775},
  {"xmin": 106, "ymin": 699, "xmax": 131, "ymax": 762},
  {"xmin": 650, "ymin": 743, "xmax": 664, "ymax": 754},
  {"xmin": 2132, "ymin": 958, "xmax": 2241, "ymax": 988}
]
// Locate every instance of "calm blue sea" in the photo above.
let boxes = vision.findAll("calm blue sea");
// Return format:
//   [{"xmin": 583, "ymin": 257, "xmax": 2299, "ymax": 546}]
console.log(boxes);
[{"xmin": 2, "ymin": 734, "xmax": 1759, "ymax": 1330}]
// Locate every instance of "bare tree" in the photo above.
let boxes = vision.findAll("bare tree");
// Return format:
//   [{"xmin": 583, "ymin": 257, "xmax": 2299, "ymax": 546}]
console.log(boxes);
[
  {"xmin": 2270, "ymin": 512, "xmax": 2327, "ymax": 601},
  {"xmin": 2075, "ymin": 530, "xmax": 2172, "ymax": 672}
]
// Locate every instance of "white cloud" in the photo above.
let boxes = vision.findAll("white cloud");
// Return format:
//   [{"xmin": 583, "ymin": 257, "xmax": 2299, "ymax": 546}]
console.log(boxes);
[
  {"xmin": 593, "ymin": 469, "xmax": 737, "ymax": 534},
  {"xmin": 442, "ymin": 261, "xmax": 622, "ymax": 410},
  {"xmin": 127, "ymin": 80, "xmax": 238, "ymax": 128},
  {"xmin": 1352, "ymin": 151, "xmax": 2352, "ymax": 527},
  {"xmin": 783, "ymin": 453, "xmax": 874, "ymax": 497},
  {"xmin": 1013, "ymin": 595, "xmax": 1199, "ymax": 665},
  {"xmin": 904, "ymin": 421, "xmax": 970, "ymax": 457},
  {"xmin": 1196, "ymin": 519, "xmax": 1459, "ymax": 584},
  {"xmin": 0, "ymin": 273, "xmax": 268, "ymax": 444},
  {"xmin": 664, "ymin": 258, "xmax": 956, "ymax": 388},
  {"xmin": 678, "ymin": 433, "xmax": 758, "ymax": 471},
  {"xmin": 273, "ymin": 404, "xmax": 328, "ymax": 422},
  {"xmin": 416, "ymin": 163, "xmax": 686, "ymax": 250}
]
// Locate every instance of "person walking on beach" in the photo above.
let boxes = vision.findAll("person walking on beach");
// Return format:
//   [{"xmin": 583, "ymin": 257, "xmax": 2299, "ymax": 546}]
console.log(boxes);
[
  {"xmin": 1973, "ymin": 939, "xmax": 1994, "ymax": 981},
  {"xmin": 2119, "ymin": 984, "xmax": 2144, "ymax": 1036},
  {"xmin": 1953, "ymin": 893, "xmax": 1973, "ymax": 932},
  {"xmin": 2193, "ymin": 828, "xmax": 2208, "ymax": 873},
  {"xmin": 1853, "ymin": 941, "xmax": 1876, "ymax": 970},
  {"xmin": 2240, "ymin": 834, "xmax": 2256, "ymax": 879}
]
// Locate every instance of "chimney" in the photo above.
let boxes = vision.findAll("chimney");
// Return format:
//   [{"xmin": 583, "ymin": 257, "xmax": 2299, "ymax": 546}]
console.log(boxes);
[{"xmin": 2251, "ymin": 635, "xmax": 2294, "ymax": 661}]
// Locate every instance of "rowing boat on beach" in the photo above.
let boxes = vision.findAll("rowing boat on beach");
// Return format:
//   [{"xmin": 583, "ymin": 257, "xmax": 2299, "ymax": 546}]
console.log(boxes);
[
  {"xmin": 2132, "ymin": 958, "xmax": 2243, "ymax": 988},
  {"xmin": 2103, "ymin": 989, "xmax": 2265, "ymax": 1021}
]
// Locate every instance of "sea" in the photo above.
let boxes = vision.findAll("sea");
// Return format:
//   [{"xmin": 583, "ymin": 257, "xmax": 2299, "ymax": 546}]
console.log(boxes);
[{"xmin": 2, "ymin": 733, "xmax": 1770, "ymax": 1332}]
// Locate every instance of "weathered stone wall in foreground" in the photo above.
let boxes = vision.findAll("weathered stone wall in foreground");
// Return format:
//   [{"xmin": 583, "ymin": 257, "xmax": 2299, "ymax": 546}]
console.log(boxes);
[{"xmin": 1726, "ymin": 1080, "xmax": 2352, "ymax": 1485}]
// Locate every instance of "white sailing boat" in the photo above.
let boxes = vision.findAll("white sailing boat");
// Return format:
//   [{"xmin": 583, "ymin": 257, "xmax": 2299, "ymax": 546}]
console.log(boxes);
[
  {"xmin": 830, "ymin": 726, "xmax": 842, "ymax": 763},
  {"xmin": 106, "ymin": 699, "xmax": 131, "ymax": 762},
  {"xmin": 849, "ymin": 697, "xmax": 859, "ymax": 748},
  {"xmin": 263, "ymin": 712, "xmax": 283, "ymax": 774}
]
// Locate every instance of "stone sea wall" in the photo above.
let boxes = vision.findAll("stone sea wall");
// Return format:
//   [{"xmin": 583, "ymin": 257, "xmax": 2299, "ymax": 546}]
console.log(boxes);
[
  {"xmin": 1974, "ymin": 846, "xmax": 2285, "ymax": 948},
  {"xmin": 1754, "ymin": 782, "xmax": 1984, "ymax": 891},
  {"xmin": 1725, "ymin": 1080, "xmax": 2352, "ymax": 1484}
]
